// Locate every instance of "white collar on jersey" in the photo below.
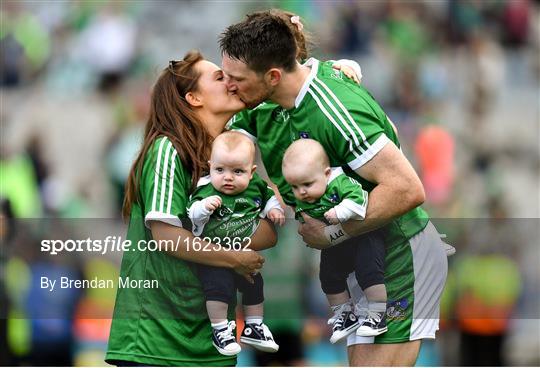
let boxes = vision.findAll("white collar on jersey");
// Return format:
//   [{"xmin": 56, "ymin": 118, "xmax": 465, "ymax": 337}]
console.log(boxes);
[
  {"xmin": 327, "ymin": 167, "xmax": 344, "ymax": 186},
  {"xmin": 295, "ymin": 58, "xmax": 319, "ymax": 108},
  {"xmin": 196, "ymin": 175, "xmax": 211, "ymax": 188}
]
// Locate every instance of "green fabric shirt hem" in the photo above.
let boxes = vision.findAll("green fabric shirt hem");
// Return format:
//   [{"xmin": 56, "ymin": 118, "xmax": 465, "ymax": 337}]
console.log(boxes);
[{"xmin": 105, "ymin": 351, "xmax": 236, "ymax": 367}]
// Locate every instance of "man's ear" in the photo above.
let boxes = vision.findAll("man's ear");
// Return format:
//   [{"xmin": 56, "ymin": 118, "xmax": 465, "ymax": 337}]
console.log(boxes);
[
  {"xmin": 185, "ymin": 92, "xmax": 203, "ymax": 107},
  {"xmin": 266, "ymin": 68, "xmax": 282, "ymax": 86}
]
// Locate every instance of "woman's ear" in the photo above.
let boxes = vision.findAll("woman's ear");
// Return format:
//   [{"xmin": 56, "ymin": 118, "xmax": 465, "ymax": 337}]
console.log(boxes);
[{"xmin": 185, "ymin": 92, "xmax": 202, "ymax": 107}]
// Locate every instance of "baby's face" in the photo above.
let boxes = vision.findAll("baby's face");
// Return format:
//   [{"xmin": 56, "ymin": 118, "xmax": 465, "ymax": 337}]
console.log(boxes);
[
  {"xmin": 209, "ymin": 147, "xmax": 255, "ymax": 195},
  {"xmin": 283, "ymin": 164, "xmax": 329, "ymax": 204}
]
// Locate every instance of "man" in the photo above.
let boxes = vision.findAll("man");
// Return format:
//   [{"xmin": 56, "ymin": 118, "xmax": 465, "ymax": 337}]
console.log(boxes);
[{"xmin": 219, "ymin": 11, "xmax": 448, "ymax": 366}]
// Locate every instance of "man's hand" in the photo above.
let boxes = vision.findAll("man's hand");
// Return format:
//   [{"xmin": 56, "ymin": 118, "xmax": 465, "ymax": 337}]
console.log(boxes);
[
  {"xmin": 298, "ymin": 213, "xmax": 332, "ymax": 249},
  {"xmin": 204, "ymin": 195, "xmax": 222, "ymax": 212},
  {"xmin": 267, "ymin": 208, "xmax": 285, "ymax": 226}
]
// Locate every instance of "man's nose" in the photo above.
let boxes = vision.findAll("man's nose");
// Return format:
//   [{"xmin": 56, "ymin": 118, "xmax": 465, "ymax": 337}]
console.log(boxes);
[{"xmin": 225, "ymin": 78, "xmax": 237, "ymax": 92}]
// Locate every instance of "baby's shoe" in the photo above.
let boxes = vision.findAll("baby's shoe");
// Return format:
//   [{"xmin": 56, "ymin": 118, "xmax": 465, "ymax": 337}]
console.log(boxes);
[
  {"xmin": 328, "ymin": 303, "xmax": 360, "ymax": 344},
  {"xmin": 240, "ymin": 322, "xmax": 279, "ymax": 352},
  {"xmin": 212, "ymin": 320, "xmax": 241, "ymax": 356},
  {"xmin": 356, "ymin": 310, "xmax": 388, "ymax": 337}
]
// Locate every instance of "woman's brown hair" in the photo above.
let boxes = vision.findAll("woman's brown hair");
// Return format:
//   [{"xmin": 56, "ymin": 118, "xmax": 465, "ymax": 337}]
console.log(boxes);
[{"xmin": 122, "ymin": 50, "xmax": 213, "ymax": 219}]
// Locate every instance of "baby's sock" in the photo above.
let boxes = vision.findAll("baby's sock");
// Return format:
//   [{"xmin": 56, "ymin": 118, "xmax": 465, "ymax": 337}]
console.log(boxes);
[
  {"xmin": 211, "ymin": 320, "xmax": 228, "ymax": 330},
  {"xmin": 245, "ymin": 316, "xmax": 263, "ymax": 325},
  {"xmin": 364, "ymin": 284, "xmax": 387, "ymax": 303}
]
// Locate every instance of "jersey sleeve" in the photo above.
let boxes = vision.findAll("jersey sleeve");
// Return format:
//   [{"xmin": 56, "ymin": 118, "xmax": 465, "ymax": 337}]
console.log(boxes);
[
  {"xmin": 251, "ymin": 174, "xmax": 283, "ymax": 218},
  {"xmin": 187, "ymin": 199, "xmax": 212, "ymax": 236},
  {"xmin": 260, "ymin": 187, "xmax": 284, "ymax": 218},
  {"xmin": 326, "ymin": 104, "xmax": 390, "ymax": 171},
  {"xmin": 333, "ymin": 175, "xmax": 369, "ymax": 220},
  {"xmin": 312, "ymin": 71, "xmax": 391, "ymax": 170},
  {"xmin": 186, "ymin": 176, "xmax": 214, "ymax": 235},
  {"xmin": 226, "ymin": 109, "xmax": 257, "ymax": 142},
  {"xmin": 261, "ymin": 181, "xmax": 276, "ymax": 203},
  {"xmin": 141, "ymin": 137, "xmax": 190, "ymax": 228}
]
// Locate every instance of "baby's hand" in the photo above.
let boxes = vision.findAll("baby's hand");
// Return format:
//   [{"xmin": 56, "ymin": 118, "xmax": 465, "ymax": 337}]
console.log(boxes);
[
  {"xmin": 204, "ymin": 195, "xmax": 222, "ymax": 212},
  {"xmin": 324, "ymin": 208, "xmax": 340, "ymax": 224},
  {"xmin": 267, "ymin": 208, "xmax": 285, "ymax": 226}
]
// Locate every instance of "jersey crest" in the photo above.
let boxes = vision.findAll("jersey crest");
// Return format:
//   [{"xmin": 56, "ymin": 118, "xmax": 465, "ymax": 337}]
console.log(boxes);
[
  {"xmin": 329, "ymin": 192, "xmax": 340, "ymax": 203},
  {"xmin": 272, "ymin": 107, "xmax": 290, "ymax": 124}
]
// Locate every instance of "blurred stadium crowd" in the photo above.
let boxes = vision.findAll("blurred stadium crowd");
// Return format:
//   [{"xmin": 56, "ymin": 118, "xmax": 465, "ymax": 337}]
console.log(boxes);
[{"xmin": 1, "ymin": 0, "xmax": 539, "ymax": 366}]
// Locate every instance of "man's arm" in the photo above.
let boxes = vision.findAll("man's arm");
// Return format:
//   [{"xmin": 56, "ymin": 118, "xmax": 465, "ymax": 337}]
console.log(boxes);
[
  {"xmin": 298, "ymin": 141, "xmax": 424, "ymax": 247},
  {"xmin": 342, "ymin": 140, "xmax": 425, "ymax": 236}
]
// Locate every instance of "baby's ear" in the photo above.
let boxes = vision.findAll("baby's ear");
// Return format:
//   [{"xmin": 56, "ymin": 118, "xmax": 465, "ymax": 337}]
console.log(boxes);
[
  {"xmin": 324, "ymin": 167, "xmax": 332, "ymax": 177},
  {"xmin": 250, "ymin": 164, "xmax": 257, "ymax": 178}
]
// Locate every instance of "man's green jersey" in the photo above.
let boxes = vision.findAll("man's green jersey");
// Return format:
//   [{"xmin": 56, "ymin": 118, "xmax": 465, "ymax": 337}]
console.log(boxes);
[
  {"xmin": 187, "ymin": 173, "xmax": 277, "ymax": 239},
  {"xmin": 106, "ymin": 136, "xmax": 236, "ymax": 367},
  {"xmin": 229, "ymin": 58, "xmax": 429, "ymax": 247},
  {"xmin": 294, "ymin": 167, "xmax": 368, "ymax": 223}
]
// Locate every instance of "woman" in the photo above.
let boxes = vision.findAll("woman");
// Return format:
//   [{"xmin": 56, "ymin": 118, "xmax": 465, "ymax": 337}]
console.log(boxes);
[{"xmin": 105, "ymin": 51, "xmax": 276, "ymax": 367}]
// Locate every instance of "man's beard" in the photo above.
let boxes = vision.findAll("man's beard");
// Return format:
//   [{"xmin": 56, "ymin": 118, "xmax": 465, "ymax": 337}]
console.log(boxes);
[{"xmin": 243, "ymin": 87, "xmax": 272, "ymax": 109}]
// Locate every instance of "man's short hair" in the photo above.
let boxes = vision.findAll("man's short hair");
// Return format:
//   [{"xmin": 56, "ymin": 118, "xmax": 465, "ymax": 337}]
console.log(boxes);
[{"xmin": 219, "ymin": 11, "xmax": 297, "ymax": 74}]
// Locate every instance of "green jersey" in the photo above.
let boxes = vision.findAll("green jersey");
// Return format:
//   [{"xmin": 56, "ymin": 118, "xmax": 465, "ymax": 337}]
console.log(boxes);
[
  {"xmin": 294, "ymin": 167, "xmax": 368, "ymax": 223},
  {"xmin": 187, "ymin": 173, "xmax": 278, "ymax": 239},
  {"xmin": 106, "ymin": 136, "xmax": 236, "ymax": 367},
  {"xmin": 229, "ymin": 58, "xmax": 428, "ymax": 246}
]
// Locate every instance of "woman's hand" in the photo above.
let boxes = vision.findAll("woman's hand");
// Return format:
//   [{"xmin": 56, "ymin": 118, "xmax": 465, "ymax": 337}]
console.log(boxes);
[
  {"xmin": 332, "ymin": 61, "xmax": 362, "ymax": 84},
  {"xmin": 298, "ymin": 213, "xmax": 332, "ymax": 249},
  {"xmin": 233, "ymin": 250, "xmax": 265, "ymax": 283}
]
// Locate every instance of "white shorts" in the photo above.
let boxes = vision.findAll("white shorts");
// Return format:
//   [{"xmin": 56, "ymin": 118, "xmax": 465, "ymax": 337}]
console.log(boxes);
[{"xmin": 347, "ymin": 221, "xmax": 448, "ymax": 345}]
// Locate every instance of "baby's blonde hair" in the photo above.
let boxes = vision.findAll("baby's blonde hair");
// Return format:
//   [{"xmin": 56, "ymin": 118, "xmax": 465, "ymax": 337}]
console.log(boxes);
[
  {"xmin": 212, "ymin": 131, "xmax": 256, "ymax": 163},
  {"xmin": 282, "ymin": 139, "xmax": 329, "ymax": 171}
]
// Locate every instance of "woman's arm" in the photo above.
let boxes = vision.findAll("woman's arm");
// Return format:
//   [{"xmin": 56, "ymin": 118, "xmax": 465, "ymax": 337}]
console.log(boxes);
[
  {"xmin": 249, "ymin": 218, "xmax": 278, "ymax": 251},
  {"xmin": 150, "ymin": 221, "xmax": 264, "ymax": 277}
]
